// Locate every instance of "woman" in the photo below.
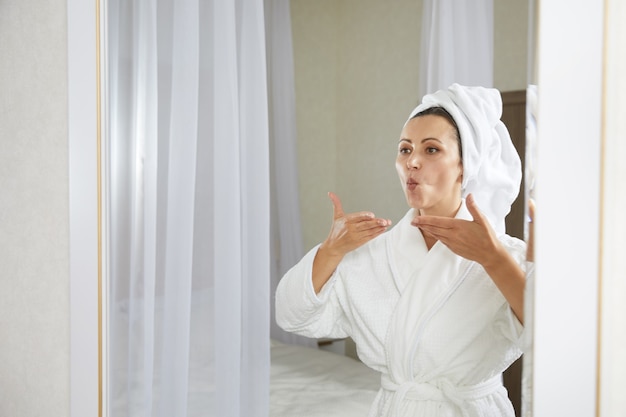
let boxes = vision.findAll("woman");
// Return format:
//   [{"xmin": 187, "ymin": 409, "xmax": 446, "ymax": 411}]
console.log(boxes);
[{"xmin": 275, "ymin": 84, "xmax": 530, "ymax": 417}]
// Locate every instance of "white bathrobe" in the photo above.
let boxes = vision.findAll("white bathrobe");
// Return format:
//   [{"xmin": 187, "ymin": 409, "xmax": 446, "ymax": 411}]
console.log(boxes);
[{"xmin": 275, "ymin": 201, "xmax": 526, "ymax": 417}]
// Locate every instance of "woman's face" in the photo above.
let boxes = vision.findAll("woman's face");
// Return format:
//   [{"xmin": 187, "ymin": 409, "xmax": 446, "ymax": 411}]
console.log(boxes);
[{"xmin": 396, "ymin": 114, "xmax": 463, "ymax": 217}]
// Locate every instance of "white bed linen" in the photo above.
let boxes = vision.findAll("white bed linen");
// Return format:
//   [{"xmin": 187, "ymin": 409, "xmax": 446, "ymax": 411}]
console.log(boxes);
[{"xmin": 270, "ymin": 339, "xmax": 380, "ymax": 417}]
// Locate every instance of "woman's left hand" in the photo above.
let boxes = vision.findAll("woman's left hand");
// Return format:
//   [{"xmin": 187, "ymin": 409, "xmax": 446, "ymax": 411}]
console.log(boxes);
[
  {"xmin": 411, "ymin": 193, "xmax": 503, "ymax": 267},
  {"xmin": 414, "ymin": 193, "xmax": 526, "ymax": 323}
]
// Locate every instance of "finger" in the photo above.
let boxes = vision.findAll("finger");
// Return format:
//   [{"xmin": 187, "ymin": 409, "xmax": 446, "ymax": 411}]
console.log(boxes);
[
  {"xmin": 351, "ymin": 218, "xmax": 391, "ymax": 232},
  {"xmin": 358, "ymin": 224, "xmax": 391, "ymax": 241},
  {"xmin": 415, "ymin": 224, "xmax": 452, "ymax": 241},
  {"xmin": 465, "ymin": 193, "xmax": 487, "ymax": 224},
  {"xmin": 345, "ymin": 211, "xmax": 377, "ymax": 222},
  {"xmin": 414, "ymin": 219, "xmax": 473, "ymax": 243},
  {"xmin": 412, "ymin": 215, "xmax": 456, "ymax": 229},
  {"xmin": 328, "ymin": 192, "xmax": 344, "ymax": 219},
  {"xmin": 528, "ymin": 198, "xmax": 536, "ymax": 222}
]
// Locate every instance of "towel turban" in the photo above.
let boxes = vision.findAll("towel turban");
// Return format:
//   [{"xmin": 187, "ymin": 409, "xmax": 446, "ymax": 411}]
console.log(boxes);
[{"xmin": 407, "ymin": 83, "xmax": 522, "ymax": 235}]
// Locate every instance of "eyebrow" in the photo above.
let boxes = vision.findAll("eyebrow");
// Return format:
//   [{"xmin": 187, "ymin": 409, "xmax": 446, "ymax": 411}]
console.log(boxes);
[
  {"xmin": 398, "ymin": 137, "xmax": 443, "ymax": 144},
  {"xmin": 421, "ymin": 137, "xmax": 443, "ymax": 144}
]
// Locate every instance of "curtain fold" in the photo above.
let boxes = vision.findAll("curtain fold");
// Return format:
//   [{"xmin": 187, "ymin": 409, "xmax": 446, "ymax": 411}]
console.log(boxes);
[
  {"xmin": 108, "ymin": 0, "xmax": 270, "ymax": 415},
  {"xmin": 419, "ymin": 0, "xmax": 494, "ymax": 97}
]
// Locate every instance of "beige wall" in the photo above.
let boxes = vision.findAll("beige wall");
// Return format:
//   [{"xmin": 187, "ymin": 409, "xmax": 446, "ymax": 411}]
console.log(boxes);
[
  {"xmin": 291, "ymin": 0, "xmax": 341, "ymax": 250},
  {"xmin": 0, "ymin": 1, "xmax": 70, "ymax": 416},
  {"xmin": 292, "ymin": 0, "xmax": 529, "ymax": 250},
  {"xmin": 494, "ymin": 0, "xmax": 530, "ymax": 91}
]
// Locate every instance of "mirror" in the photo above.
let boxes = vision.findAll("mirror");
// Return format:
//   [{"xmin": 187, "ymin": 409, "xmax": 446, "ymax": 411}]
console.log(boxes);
[
  {"xmin": 103, "ymin": 0, "xmax": 536, "ymax": 416},
  {"xmin": 287, "ymin": 1, "xmax": 538, "ymax": 416},
  {"xmin": 290, "ymin": 2, "xmax": 536, "ymax": 415}
]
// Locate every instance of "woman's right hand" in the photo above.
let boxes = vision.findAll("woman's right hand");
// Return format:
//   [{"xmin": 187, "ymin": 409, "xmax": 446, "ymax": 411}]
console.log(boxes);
[
  {"xmin": 321, "ymin": 192, "xmax": 392, "ymax": 257},
  {"xmin": 312, "ymin": 192, "xmax": 391, "ymax": 293}
]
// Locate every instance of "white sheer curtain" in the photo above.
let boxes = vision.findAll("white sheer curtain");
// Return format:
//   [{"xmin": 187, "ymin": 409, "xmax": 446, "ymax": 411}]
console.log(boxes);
[
  {"xmin": 108, "ymin": 0, "xmax": 270, "ymax": 416},
  {"xmin": 265, "ymin": 0, "xmax": 316, "ymax": 348},
  {"xmin": 419, "ymin": 0, "xmax": 494, "ymax": 97}
]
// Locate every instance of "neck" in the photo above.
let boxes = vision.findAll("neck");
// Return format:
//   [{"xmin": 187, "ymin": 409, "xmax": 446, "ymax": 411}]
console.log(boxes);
[
  {"xmin": 422, "ymin": 233, "xmax": 438, "ymax": 251},
  {"xmin": 418, "ymin": 198, "xmax": 462, "ymax": 218}
]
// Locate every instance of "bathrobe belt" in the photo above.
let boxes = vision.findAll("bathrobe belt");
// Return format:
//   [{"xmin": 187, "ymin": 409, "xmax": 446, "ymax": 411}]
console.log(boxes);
[{"xmin": 381, "ymin": 374, "xmax": 502, "ymax": 416}]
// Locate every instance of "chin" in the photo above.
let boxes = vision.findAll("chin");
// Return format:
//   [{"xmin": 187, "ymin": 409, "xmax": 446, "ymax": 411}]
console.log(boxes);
[
  {"xmin": 407, "ymin": 198, "xmax": 426, "ymax": 211},
  {"xmin": 402, "ymin": 193, "xmax": 417, "ymax": 208}
]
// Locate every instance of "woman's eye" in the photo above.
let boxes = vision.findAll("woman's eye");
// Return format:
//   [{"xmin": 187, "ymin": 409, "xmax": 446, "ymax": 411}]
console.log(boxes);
[
  {"xmin": 399, "ymin": 147, "xmax": 411, "ymax": 154},
  {"xmin": 426, "ymin": 147, "xmax": 439, "ymax": 154}
]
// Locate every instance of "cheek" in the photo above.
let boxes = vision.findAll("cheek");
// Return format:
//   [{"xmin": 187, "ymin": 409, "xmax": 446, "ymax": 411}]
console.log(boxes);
[
  {"xmin": 457, "ymin": 164, "xmax": 463, "ymax": 182},
  {"xmin": 440, "ymin": 162, "xmax": 462, "ymax": 185},
  {"xmin": 395, "ymin": 159, "xmax": 404, "ymax": 178}
]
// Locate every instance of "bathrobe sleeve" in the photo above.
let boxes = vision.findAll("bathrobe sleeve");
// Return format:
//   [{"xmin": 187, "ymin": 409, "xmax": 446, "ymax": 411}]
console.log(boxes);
[{"xmin": 275, "ymin": 245, "xmax": 351, "ymax": 339}]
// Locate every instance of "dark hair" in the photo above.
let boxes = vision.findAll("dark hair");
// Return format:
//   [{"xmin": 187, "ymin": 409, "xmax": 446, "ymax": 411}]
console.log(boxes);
[{"xmin": 411, "ymin": 107, "xmax": 462, "ymax": 161}]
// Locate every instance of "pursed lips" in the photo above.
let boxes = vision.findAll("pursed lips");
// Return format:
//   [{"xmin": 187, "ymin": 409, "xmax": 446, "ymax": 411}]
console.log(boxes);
[{"xmin": 406, "ymin": 177, "xmax": 418, "ymax": 191}]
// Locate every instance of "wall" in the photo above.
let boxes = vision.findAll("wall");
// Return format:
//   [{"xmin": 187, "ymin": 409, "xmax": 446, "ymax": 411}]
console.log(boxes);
[
  {"xmin": 290, "ymin": 0, "xmax": 341, "ymax": 251},
  {"xmin": 291, "ymin": 0, "xmax": 422, "ymax": 251},
  {"xmin": 494, "ymin": 0, "xmax": 530, "ymax": 91},
  {"xmin": 0, "ymin": 0, "xmax": 70, "ymax": 416},
  {"xmin": 291, "ymin": 0, "xmax": 529, "ymax": 251}
]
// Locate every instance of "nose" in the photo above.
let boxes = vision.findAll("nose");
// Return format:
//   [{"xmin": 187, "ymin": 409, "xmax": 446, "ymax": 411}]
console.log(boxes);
[{"xmin": 407, "ymin": 152, "xmax": 421, "ymax": 169}]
